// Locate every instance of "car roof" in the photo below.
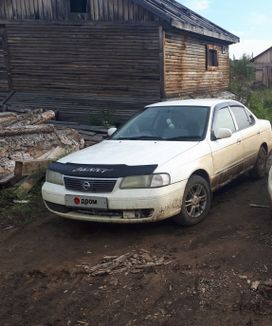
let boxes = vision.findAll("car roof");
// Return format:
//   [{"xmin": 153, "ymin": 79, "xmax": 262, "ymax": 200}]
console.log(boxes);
[{"xmin": 146, "ymin": 98, "xmax": 241, "ymax": 108}]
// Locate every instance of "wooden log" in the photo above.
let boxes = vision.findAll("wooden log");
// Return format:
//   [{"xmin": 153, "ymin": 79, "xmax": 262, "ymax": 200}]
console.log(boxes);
[
  {"xmin": 37, "ymin": 147, "xmax": 64, "ymax": 160},
  {"xmin": 14, "ymin": 173, "xmax": 44, "ymax": 199},
  {"xmin": 14, "ymin": 146, "xmax": 69, "ymax": 178},
  {"xmin": 43, "ymin": 146, "xmax": 68, "ymax": 160},
  {"xmin": 0, "ymin": 109, "xmax": 55, "ymax": 127},
  {"xmin": 0, "ymin": 124, "xmax": 55, "ymax": 137},
  {"xmin": 0, "ymin": 112, "xmax": 17, "ymax": 119},
  {"xmin": 7, "ymin": 109, "xmax": 55, "ymax": 127},
  {"xmin": 13, "ymin": 145, "xmax": 79, "ymax": 197},
  {"xmin": 0, "ymin": 112, "xmax": 17, "ymax": 125},
  {"xmin": 0, "ymin": 126, "xmax": 84, "ymax": 178}
]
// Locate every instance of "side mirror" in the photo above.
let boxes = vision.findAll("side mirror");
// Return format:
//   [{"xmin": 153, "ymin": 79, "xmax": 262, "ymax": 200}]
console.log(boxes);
[
  {"xmin": 214, "ymin": 128, "xmax": 232, "ymax": 140},
  {"xmin": 107, "ymin": 127, "xmax": 117, "ymax": 137}
]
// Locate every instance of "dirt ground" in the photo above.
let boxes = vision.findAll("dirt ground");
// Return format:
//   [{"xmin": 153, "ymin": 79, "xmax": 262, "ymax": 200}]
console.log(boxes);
[{"xmin": 1, "ymin": 176, "xmax": 272, "ymax": 326}]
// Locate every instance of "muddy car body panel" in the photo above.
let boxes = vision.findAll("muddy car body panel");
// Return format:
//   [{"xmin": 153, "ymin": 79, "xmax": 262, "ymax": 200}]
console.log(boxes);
[{"xmin": 42, "ymin": 99, "xmax": 272, "ymax": 224}]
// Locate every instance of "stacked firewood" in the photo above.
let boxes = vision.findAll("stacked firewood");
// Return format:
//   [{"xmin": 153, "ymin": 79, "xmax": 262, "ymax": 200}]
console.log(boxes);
[{"xmin": 0, "ymin": 109, "xmax": 84, "ymax": 194}]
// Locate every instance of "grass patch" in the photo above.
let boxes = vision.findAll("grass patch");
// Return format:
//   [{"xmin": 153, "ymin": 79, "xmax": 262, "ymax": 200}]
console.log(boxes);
[
  {"xmin": 0, "ymin": 182, "xmax": 47, "ymax": 228},
  {"xmin": 246, "ymin": 89, "xmax": 272, "ymax": 122}
]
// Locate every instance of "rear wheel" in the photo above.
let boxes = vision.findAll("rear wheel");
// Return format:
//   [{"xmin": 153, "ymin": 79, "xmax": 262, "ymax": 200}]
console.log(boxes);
[
  {"xmin": 174, "ymin": 175, "xmax": 211, "ymax": 226},
  {"xmin": 250, "ymin": 146, "xmax": 267, "ymax": 179}
]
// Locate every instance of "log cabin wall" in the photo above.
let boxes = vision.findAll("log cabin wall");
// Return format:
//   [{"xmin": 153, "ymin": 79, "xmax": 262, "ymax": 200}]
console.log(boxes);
[
  {"xmin": 6, "ymin": 23, "xmax": 160, "ymax": 94},
  {"xmin": 0, "ymin": 0, "xmax": 155, "ymax": 21},
  {"xmin": 5, "ymin": 22, "xmax": 161, "ymax": 121},
  {"xmin": 164, "ymin": 31, "xmax": 230, "ymax": 97},
  {"xmin": 0, "ymin": 25, "xmax": 9, "ymax": 91},
  {"xmin": 0, "ymin": 0, "xmax": 161, "ymax": 121},
  {"xmin": 0, "ymin": 0, "xmax": 237, "ymax": 121}
]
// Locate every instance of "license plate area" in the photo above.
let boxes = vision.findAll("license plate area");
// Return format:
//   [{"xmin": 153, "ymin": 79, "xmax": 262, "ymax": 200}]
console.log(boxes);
[{"xmin": 65, "ymin": 195, "xmax": 108, "ymax": 209}]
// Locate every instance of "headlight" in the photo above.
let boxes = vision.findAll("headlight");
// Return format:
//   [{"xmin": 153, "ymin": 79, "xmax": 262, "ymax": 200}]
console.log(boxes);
[
  {"xmin": 150, "ymin": 174, "xmax": 170, "ymax": 187},
  {"xmin": 46, "ymin": 170, "xmax": 64, "ymax": 185},
  {"xmin": 120, "ymin": 174, "xmax": 170, "ymax": 189}
]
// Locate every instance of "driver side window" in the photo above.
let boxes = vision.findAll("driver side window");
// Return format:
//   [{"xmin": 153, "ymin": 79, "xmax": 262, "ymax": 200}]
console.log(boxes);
[{"xmin": 213, "ymin": 107, "xmax": 236, "ymax": 134}]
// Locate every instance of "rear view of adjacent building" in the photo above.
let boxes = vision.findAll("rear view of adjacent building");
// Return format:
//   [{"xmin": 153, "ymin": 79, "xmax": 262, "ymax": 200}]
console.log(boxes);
[
  {"xmin": 251, "ymin": 46, "xmax": 272, "ymax": 88},
  {"xmin": 0, "ymin": 0, "xmax": 239, "ymax": 122}
]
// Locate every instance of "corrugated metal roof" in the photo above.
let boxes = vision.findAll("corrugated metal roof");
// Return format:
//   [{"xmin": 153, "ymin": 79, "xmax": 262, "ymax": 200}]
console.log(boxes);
[{"xmin": 133, "ymin": 0, "xmax": 239, "ymax": 43}]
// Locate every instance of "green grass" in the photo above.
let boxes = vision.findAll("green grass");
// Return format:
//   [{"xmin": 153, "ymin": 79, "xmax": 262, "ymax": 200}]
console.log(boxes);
[
  {"xmin": 0, "ymin": 182, "xmax": 46, "ymax": 228},
  {"xmin": 246, "ymin": 89, "xmax": 272, "ymax": 122}
]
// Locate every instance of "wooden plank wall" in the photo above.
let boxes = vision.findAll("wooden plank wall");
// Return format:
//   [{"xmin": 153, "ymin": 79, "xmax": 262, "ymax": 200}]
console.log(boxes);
[
  {"xmin": 254, "ymin": 49, "xmax": 272, "ymax": 65},
  {"xmin": 6, "ymin": 91, "xmax": 152, "ymax": 122},
  {"xmin": 0, "ymin": 26, "xmax": 9, "ymax": 91},
  {"xmin": 0, "ymin": 0, "xmax": 155, "ymax": 21},
  {"xmin": 6, "ymin": 23, "xmax": 161, "ymax": 120},
  {"xmin": 254, "ymin": 67, "xmax": 272, "ymax": 88},
  {"xmin": 164, "ymin": 32, "xmax": 230, "ymax": 97},
  {"xmin": 253, "ymin": 49, "xmax": 272, "ymax": 87},
  {"xmin": 88, "ymin": 0, "xmax": 154, "ymax": 21}
]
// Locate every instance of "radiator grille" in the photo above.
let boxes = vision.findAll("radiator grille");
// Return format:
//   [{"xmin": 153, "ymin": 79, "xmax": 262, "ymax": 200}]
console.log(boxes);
[{"xmin": 64, "ymin": 177, "xmax": 117, "ymax": 193}]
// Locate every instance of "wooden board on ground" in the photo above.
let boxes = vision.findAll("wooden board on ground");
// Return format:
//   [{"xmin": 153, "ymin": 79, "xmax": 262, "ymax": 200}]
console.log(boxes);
[{"xmin": 15, "ymin": 159, "xmax": 52, "ymax": 178}]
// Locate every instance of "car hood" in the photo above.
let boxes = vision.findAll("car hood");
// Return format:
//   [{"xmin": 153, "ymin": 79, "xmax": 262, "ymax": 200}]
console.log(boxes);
[{"xmin": 58, "ymin": 140, "xmax": 199, "ymax": 167}]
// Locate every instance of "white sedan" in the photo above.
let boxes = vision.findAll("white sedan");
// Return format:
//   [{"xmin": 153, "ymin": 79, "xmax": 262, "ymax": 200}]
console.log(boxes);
[{"xmin": 42, "ymin": 99, "xmax": 272, "ymax": 225}]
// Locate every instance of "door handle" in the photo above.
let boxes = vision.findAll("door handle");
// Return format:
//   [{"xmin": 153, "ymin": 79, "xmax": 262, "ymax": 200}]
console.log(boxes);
[
  {"xmin": 237, "ymin": 139, "xmax": 242, "ymax": 144},
  {"xmin": 257, "ymin": 131, "xmax": 261, "ymax": 135}
]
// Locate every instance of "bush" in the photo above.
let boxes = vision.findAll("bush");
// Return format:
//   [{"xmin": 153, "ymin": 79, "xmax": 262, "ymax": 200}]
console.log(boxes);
[
  {"xmin": 229, "ymin": 55, "xmax": 272, "ymax": 122},
  {"xmin": 247, "ymin": 90, "xmax": 272, "ymax": 121},
  {"xmin": 229, "ymin": 54, "xmax": 255, "ymax": 101}
]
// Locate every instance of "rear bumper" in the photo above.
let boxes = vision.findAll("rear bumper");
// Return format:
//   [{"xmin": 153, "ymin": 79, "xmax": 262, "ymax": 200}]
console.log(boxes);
[{"xmin": 42, "ymin": 180, "xmax": 187, "ymax": 223}]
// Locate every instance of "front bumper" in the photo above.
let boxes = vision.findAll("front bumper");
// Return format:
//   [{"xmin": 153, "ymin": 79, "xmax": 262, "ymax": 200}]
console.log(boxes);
[{"xmin": 42, "ymin": 179, "xmax": 187, "ymax": 223}]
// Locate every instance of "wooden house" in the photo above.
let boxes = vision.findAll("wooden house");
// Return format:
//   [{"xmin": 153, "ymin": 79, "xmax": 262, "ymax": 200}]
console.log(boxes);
[
  {"xmin": 251, "ymin": 46, "xmax": 272, "ymax": 88},
  {"xmin": 0, "ymin": 0, "xmax": 239, "ymax": 122}
]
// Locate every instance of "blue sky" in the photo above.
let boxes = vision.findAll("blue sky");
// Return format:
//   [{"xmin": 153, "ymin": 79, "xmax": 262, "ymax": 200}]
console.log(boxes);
[{"xmin": 179, "ymin": 0, "xmax": 272, "ymax": 58}]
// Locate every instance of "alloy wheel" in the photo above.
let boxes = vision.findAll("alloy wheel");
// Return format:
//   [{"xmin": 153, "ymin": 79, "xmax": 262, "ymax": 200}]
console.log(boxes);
[{"xmin": 184, "ymin": 184, "xmax": 208, "ymax": 218}]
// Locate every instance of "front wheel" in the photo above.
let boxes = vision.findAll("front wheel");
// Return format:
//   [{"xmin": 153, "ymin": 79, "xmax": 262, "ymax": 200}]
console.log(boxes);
[{"xmin": 174, "ymin": 175, "xmax": 211, "ymax": 226}]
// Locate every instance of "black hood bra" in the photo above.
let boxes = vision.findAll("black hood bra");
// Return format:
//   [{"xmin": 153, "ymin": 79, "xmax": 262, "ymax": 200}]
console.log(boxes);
[{"xmin": 48, "ymin": 162, "xmax": 158, "ymax": 178}]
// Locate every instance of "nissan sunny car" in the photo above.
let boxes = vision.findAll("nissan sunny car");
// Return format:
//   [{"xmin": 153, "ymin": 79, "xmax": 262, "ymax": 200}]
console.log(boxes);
[{"xmin": 42, "ymin": 99, "xmax": 272, "ymax": 225}]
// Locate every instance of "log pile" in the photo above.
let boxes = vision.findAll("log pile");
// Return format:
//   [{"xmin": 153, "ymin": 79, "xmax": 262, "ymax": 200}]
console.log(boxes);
[
  {"xmin": 0, "ymin": 109, "xmax": 85, "ymax": 190},
  {"xmin": 49, "ymin": 120, "xmax": 108, "ymax": 147}
]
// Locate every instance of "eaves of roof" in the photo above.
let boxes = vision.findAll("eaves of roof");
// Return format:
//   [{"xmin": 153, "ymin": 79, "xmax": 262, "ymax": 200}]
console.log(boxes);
[{"xmin": 132, "ymin": 0, "xmax": 239, "ymax": 44}]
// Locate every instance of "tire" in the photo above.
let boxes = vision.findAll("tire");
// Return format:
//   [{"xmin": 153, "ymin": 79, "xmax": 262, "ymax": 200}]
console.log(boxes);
[
  {"xmin": 250, "ymin": 146, "xmax": 267, "ymax": 179},
  {"xmin": 174, "ymin": 175, "xmax": 211, "ymax": 226}
]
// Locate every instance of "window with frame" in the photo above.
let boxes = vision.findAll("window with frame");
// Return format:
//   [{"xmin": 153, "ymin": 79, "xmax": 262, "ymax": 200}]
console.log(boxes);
[
  {"xmin": 206, "ymin": 45, "xmax": 218, "ymax": 70},
  {"xmin": 213, "ymin": 107, "xmax": 236, "ymax": 134},
  {"xmin": 230, "ymin": 106, "xmax": 251, "ymax": 130},
  {"xmin": 70, "ymin": 0, "xmax": 87, "ymax": 13}
]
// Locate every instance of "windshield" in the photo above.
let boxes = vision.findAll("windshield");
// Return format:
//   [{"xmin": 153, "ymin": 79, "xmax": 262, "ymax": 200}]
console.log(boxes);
[{"xmin": 112, "ymin": 105, "xmax": 210, "ymax": 141}]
